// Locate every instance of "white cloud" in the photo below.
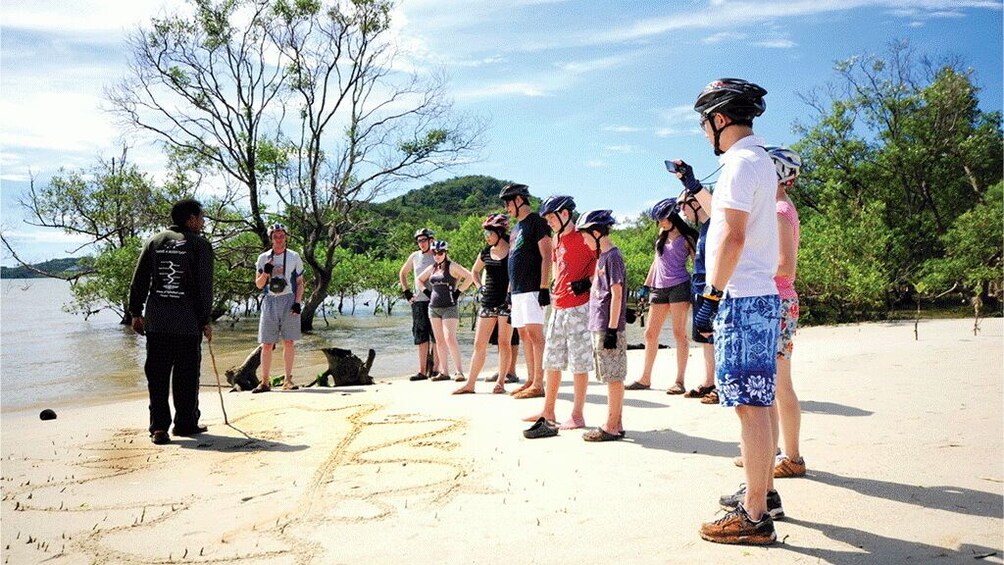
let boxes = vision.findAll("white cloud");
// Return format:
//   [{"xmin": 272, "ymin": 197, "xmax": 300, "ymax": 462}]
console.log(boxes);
[
  {"xmin": 1, "ymin": 228, "xmax": 92, "ymax": 245},
  {"xmin": 602, "ymin": 125, "xmax": 644, "ymax": 133},
  {"xmin": 702, "ymin": 31, "xmax": 747, "ymax": 44},
  {"xmin": 2, "ymin": 0, "xmax": 186, "ymax": 34},
  {"xmin": 455, "ymin": 81, "xmax": 552, "ymax": 100},
  {"xmin": 585, "ymin": 159, "xmax": 606, "ymax": 168},
  {"xmin": 605, "ymin": 145, "xmax": 637, "ymax": 154},
  {"xmin": 757, "ymin": 39, "xmax": 797, "ymax": 48}
]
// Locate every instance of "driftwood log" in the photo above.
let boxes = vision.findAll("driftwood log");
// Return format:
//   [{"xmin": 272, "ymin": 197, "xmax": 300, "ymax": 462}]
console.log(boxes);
[
  {"xmin": 310, "ymin": 348, "xmax": 376, "ymax": 387},
  {"xmin": 225, "ymin": 345, "xmax": 264, "ymax": 391}
]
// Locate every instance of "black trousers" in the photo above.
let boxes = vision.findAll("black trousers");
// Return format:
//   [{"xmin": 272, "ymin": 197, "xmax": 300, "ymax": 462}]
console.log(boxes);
[{"xmin": 145, "ymin": 333, "xmax": 202, "ymax": 433}]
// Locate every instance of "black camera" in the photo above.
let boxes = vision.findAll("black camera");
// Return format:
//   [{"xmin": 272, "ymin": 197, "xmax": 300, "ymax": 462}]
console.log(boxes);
[{"xmin": 268, "ymin": 276, "xmax": 287, "ymax": 293}]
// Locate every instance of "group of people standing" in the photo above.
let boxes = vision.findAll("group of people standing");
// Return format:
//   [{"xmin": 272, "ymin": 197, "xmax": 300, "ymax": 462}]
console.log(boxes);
[
  {"xmin": 396, "ymin": 77, "xmax": 807, "ymax": 546},
  {"xmin": 127, "ymin": 76, "xmax": 805, "ymax": 546}
]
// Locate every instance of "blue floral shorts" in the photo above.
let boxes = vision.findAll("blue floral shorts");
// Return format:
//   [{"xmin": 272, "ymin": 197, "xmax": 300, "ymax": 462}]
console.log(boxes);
[{"xmin": 713, "ymin": 295, "xmax": 780, "ymax": 407}]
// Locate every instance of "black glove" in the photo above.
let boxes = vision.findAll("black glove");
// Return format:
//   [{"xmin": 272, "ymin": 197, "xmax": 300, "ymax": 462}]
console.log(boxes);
[
  {"xmin": 626, "ymin": 308, "xmax": 637, "ymax": 324},
  {"xmin": 423, "ymin": 288, "xmax": 432, "ymax": 299},
  {"xmin": 291, "ymin": 302, "xmax": 302, "ymax": 315},
  {"xmin": 603, "ymin": 328, "xmax": 618, "ymax": 350},
  {"xmin": 693, "ymin": 292, "xmax": 721, "ymax": 335},
  {"xmin": 452, "ymin": 289, "xmax": 461, "ymax": 303},
  {"xmin": 676, "ymin": 161, "xmax": 703, "ymax": 196},
  {"xmin": 569, "ymin": 278, "xmax": 591, "ymax": 295},
  {"xmin": 262, "ymin": 262, "xmax": 274, "ymax": 274},
  {"xmin": 402, "ymin": 288, "xmax": 414, "ymax": 301},
  {"xmin": 538, "ymin": 288, "xmax": 550, "ymax": 307}
]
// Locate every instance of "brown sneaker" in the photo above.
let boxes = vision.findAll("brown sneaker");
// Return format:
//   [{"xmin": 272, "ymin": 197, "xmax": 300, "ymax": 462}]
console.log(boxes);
[
  {"xmin": 774, "ymin": 456, "xmax": 807, "ymax": 478},
  {"xmin": 699, "ymin": 505, "xmax": 776, "ymax": 545}
]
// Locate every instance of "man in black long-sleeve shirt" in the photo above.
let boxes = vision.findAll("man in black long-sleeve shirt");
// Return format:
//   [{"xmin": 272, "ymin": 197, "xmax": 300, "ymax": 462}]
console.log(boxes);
[{"xmin": 128, "ymin": 199, "xmax": 214, "ymax": 445}]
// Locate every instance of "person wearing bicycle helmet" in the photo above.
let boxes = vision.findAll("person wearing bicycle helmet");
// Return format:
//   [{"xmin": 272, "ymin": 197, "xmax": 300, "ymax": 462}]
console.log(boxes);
[
  {"xmin": 399, "ymin": 227, "xmax": 438, "ymax": 381},
  {"xmin": 253, "ymin": 222, "xmax": 306, "ymax": 393},
  {"xmin": 499, "ymin": 183, "xmax": 552, "ymax": 399},
  {"xmin": 767, "ymin": 146, "xmax": 805, "ymax": 480},
  {"xmin": 676, "ymin": 193, "xmax": 718, "ymax": 404},
  {"xmin": 687, "ymin": 78, "xmax": 781, "ymax": 547},
  {"xmin": 454, "ymin": 214, "xmax": 517, "ymax": 394},
  {"xmin": 627, "ymin": 198, "xmax": 701, "ymax": 396},
  {"xmin": 417, "ymin": 240, "xmax": 476, "ymax": 382},
  {"xmin": 575, "ymin": 210, "xmax": 627, "ymax": 442},
  {"xmin": 523, "ymin": 195, "xmax": 596, "ymax": 430}
]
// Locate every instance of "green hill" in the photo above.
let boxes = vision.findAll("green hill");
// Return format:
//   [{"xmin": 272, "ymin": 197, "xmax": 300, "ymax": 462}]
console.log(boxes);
[{"xmin": 0, "ymin": 257, "xmax": 86, "ymax": 279}]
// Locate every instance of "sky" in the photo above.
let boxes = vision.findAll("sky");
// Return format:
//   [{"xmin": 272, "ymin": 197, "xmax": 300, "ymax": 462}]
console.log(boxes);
[{"xmin": 1, "ymin": 0, "xmax": 1001, "ymax": 264}]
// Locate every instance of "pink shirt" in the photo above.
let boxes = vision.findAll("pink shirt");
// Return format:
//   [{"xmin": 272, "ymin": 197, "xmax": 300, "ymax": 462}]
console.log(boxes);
[{"xmin": 774, "ymin": 200, "xmax": 800, "ymax": 299}]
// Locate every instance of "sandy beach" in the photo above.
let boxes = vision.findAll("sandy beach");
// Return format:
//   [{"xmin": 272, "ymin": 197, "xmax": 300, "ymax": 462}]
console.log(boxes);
[{"xmin": 1, "ymin": 317, "xmax": 1001, "ymax": 564}]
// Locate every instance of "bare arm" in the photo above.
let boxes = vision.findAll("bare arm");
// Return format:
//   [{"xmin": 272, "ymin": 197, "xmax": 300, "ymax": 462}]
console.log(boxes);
[
  {"xmin": 608, "ymin": 283, "xmax": 623, "ymax": 329},
  {"xmin": 645, "ymin": 256, "xmax": 656, "ymax": 287},
  {"xmin": 707, "ymin": 207, "xmax": 748, "ymax": 290},
  {"xmin": 469, "ymin": 256, "xmax": 486, "ymax": 290},
  {"xmin": 776, "ymin": 216, "xmax": 797, "ymax": 278},
  {"xmin": 538, "ymin": 236, "xmax": 553, "ymax": 290},
  {"xmin": 398, "ymin": 253, "xmax": 415, "ymax": 291},
  {"xmin": 451, "ymin": 263, "xmax": 476, "ymax": 292},
  {"xmin": 416, "ymin": 265, "xmax": 433, "ymax": 293}
]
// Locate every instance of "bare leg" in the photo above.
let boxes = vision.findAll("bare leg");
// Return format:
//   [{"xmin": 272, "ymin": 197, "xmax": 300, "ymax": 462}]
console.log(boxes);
[
  {"xmin": 282, "ymin": 339, "xmax": 295, "ymax": 382},
  {"xmin": 457, "ymin": 316, "xmax": 496, "ymax": 392},
  {"xmin": 259, "ymin": 342, "xmax": 274, "ymax": 387},
  {"xmin": 522, "ymin": 324, "xmax": 545, "ymax": 390},
  {"xmin": 775, "ymin": 356, "xmax": 801, "ymax": 459},
  {"xmin": 605, "ymin": 381, "xmax": 625, "ymax": 433},
  {"xmin": 701, "ymin": 343, "xmax": 715, "ymax": 388},
  {"xmin": 562, "ymin": 372, "xmax": 588, "ymax": 429},
  {"xmin": 638, "ymin": 303, "xmax": 670, "ymax": 386},
  {"xmin": 525, "ymin": 369, "xmax": 561, "ymax": 422},
  {"xmin": 737, "ymin": 405, "xmax": 774, "ymax": 521},
  {"xmin": 508, "ymin": 342, "xmax": 519, "ymax": 376},
  {"xmin": 669, "ymin": 301, "xmax": 690, "ymax": 386},
  {"xmin": 430, "ymin": 318, "xmax": 449, "ymax": 375},
  {"xmin": 441, "ymin": 317, "xmax": 464, "ymax": 374}
]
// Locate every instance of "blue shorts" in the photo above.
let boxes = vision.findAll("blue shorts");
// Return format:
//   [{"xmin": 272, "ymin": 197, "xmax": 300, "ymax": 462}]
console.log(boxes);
[{"xmin": 713, "ymin": 295, "xmax": 780, "ymax": 407}]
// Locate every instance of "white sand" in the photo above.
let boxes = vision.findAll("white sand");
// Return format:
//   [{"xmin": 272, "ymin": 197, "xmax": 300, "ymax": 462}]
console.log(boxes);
[{"xmin": 1, "ymin": 317, "xmax": 1001, "ymax": 564}]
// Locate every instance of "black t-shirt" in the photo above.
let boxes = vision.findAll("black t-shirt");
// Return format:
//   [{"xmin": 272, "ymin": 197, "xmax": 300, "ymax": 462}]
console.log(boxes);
[
  {"xmin": 507, "ymin": 212, "xmax": 550, "ymax": 294},
  {"xmin": 480, "ymin": 245, "xmax": 509, "ymax": 308}
]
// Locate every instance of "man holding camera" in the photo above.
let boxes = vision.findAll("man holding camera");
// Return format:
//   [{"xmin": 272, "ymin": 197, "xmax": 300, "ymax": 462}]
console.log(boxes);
[{"xmin": 253, "ymin": 223, "xmax": 306, "ymax": 392}]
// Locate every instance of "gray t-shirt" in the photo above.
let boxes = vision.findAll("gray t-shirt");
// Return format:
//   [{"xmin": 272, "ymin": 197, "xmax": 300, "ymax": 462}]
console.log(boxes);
[{"xmin": 411, "ymin": 250, "xmax": 436, "ymax": 303}]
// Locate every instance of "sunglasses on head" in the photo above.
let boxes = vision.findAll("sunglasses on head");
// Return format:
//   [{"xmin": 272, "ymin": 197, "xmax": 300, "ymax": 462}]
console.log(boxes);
[{"xmin": 433, "ymin": 250, "xmax": 446, "ymax": 255}]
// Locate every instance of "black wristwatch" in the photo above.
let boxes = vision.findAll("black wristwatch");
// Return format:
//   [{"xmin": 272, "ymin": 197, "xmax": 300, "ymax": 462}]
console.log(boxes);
[{"xmin": 702, "ymin": 284, "xmax": 724, "ymax": 301}]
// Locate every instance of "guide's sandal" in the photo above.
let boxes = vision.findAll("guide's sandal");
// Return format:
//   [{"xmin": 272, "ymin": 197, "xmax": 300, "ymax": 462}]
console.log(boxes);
[
  {"xmin": 625, "ymin": 381, "xmax": 651, "ymax": 390},
  {"xmin": 666, "ymin": 383, "xmax": 687, "ymax": 395},
  {"xmin": 684, "ymin": 385, "xmax": 716, "ymax": 398},
  {"xmin": 251, "ymin": 384, "xmax": 271, "ymax": 394},
  {"xmin": 582, "ymin": 428, "xmax": 623, "ymax": 442},
  {"xmin": 173, "ymin": 424, "xmax": 208, "ymax": 436},
  {"xmin": 523, "ymin": 417, "xmax": 558, "ymax": 439},
  {"xmin": 150, "ymin": 430, "xmax": 171, "ymax": 445}
]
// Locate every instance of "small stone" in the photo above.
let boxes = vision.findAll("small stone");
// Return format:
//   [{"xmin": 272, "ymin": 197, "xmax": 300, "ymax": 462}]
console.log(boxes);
[{"xmin": 39, "ymin": 409, "xmax": 57, "ymax": 421}]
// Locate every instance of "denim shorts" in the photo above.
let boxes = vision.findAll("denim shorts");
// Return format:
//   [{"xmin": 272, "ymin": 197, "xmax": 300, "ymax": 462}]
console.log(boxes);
[{"xmin": 713, "ymin": 295, "xmax": 780, "ymax": 407}]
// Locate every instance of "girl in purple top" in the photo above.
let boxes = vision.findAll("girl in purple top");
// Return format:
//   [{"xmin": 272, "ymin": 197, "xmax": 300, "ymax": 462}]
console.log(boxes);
[{"xmin": 628, "ymin": 198, "xmax": 700, "ymax": 395}]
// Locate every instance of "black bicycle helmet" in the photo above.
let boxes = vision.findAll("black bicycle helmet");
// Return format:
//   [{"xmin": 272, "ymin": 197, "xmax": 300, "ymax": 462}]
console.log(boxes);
[
  {"xmin": 498, "ymin": 183, "xmax": 531, "ymax": 201},
  {"xmin": 539, "ymin": 195, "xmax": 576, "ymax": 216},
  {"xmin": 414, "ymin": 227, "xmax": 435, "ymax": 241},
  {"xmin": 694, "ymin": 78, "xmax": 767, "ymax": 123}
]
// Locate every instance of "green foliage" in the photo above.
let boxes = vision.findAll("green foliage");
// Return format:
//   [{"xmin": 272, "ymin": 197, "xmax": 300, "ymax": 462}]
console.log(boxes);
[
  {"xmin": 796, "ymin": 201, "xmax": 892, "ymax": 323},
  {"xmin": 918, "ymin": 181, "xmax": 1003, "ymax": 302},
  {"xmin": 609, "ymin": 214, "xmax": 660, "ymax": 292},
  {"xmin": 68, "ymin": 241, "xmax": 142, "ymax": 319}
]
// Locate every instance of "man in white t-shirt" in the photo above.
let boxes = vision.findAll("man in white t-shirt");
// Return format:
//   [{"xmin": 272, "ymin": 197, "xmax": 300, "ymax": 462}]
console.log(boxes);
[
  {"xmin": 684, "ymin": 78, "xmax": 782, "ymax": 546},
  {"xmin": 252, "ymin": 223, "xmax": 306, "ymax": 392}
]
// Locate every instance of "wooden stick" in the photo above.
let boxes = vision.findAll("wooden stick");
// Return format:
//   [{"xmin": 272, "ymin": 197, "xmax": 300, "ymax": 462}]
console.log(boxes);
[{"xmin": 207, "ymin": 341, "xmax": 229, "ymax": 425}]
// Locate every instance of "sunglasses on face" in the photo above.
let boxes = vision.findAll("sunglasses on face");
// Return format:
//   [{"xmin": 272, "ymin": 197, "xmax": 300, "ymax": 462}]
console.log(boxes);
[
  {"xmin": 433, "ymin": 251, "xmax": 446, "ymax": 255},
  {"xmin": 416, "ymin": 237, "xmax": 430, "ymax": 244}
]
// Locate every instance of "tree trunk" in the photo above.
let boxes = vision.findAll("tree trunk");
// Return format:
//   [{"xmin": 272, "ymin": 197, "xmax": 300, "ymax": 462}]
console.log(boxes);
[{"xmin": 300, "ymin": 268, "xmax": 332, "ymax": 332}]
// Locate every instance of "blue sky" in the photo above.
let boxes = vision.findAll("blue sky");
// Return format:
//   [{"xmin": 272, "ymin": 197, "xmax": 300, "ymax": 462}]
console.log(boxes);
[{"xmin": 2, "ymin": 0, "xmax": 1001, "ymax": 264}]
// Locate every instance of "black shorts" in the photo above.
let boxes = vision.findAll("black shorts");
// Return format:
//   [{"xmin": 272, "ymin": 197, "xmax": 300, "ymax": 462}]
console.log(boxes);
[
  {"xmin": 411, "ymin": 301, "xmax": 434, "ymax": 345},
  {"xmin": 650, "ymin": 281, "xmax": 691, "ymax": 304}
]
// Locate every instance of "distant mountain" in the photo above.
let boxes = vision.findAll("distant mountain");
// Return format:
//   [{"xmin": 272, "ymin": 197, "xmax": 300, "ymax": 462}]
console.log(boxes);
[
  {"xmin": 0, "ymin": 257, "xmax": 86, "ymax": 279},
  {"xmin": 373, "ymin": 175, "xmax": 514, "ymax": 230}
]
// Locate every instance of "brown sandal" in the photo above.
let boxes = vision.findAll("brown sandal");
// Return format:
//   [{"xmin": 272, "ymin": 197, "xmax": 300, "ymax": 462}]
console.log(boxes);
[
  {"xmin": 701, "ymin": 390, "xmax": 720, "ymax": 404},
  {"xmin": 684, "ymin": 384, "xmax": 716, "ymax": 398},
  {"xmin": 666, "ymin": 382, "xmax": 686, "ymax": 395}
]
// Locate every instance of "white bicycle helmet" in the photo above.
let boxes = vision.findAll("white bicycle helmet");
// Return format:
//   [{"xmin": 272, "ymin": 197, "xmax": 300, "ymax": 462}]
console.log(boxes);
[{"xmin": 766, "ymin": 146, "xmax": 802, "ymax": 184}]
